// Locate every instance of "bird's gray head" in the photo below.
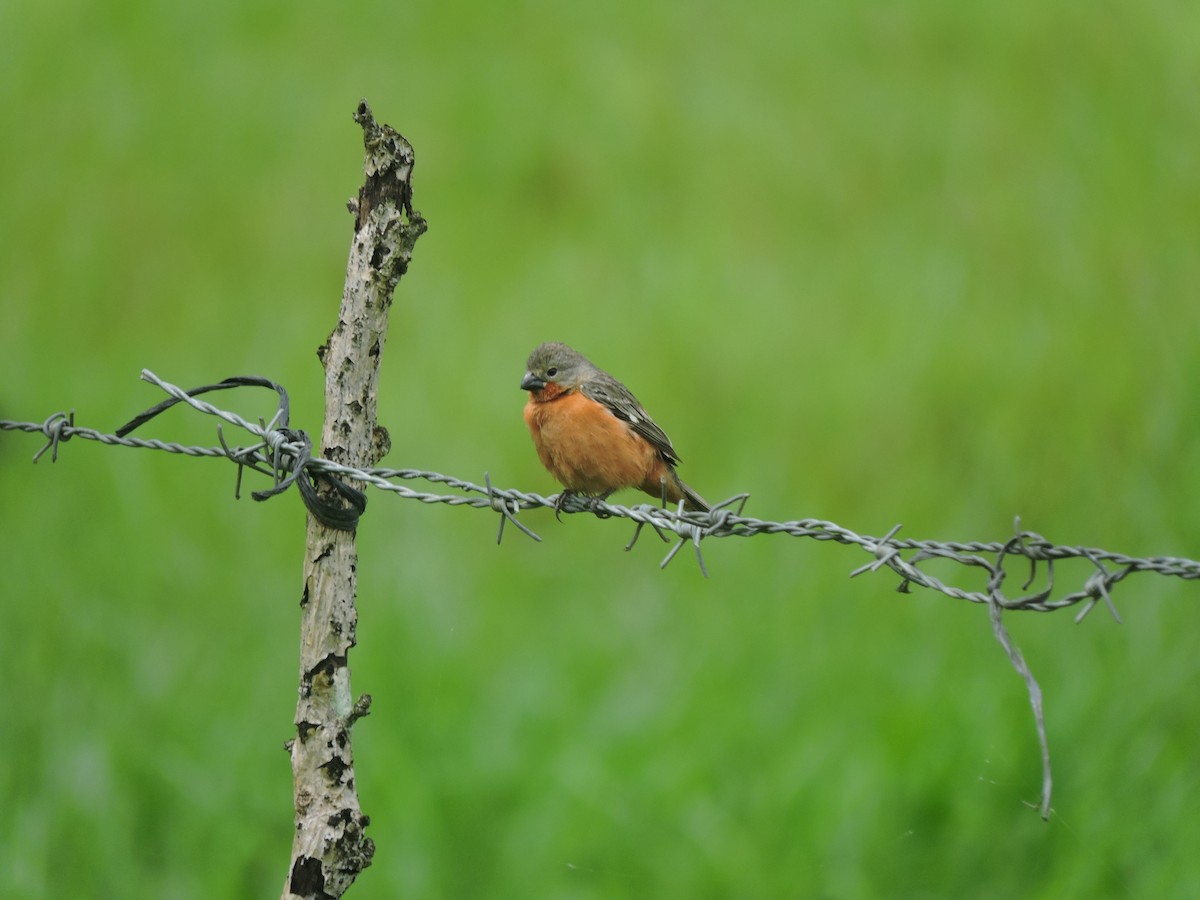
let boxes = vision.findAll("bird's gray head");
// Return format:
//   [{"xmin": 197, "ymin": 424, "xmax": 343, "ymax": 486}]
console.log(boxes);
[{"xmin": 520, "ymin": 342, "xmax": 597, "ymax": 393}]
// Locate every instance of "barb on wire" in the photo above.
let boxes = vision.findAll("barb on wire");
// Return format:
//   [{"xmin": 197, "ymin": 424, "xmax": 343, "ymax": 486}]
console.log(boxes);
[
  {"xmin": 486, "ymin": 471, "xmax": 542, "ymax": 545},
  {"xmin": 5, "ymin": 370, "xmax": 1199, "ymax": 820},
  {"xmin": 31, "ymin": 411, "xmax": 75, "ymax": 462}
]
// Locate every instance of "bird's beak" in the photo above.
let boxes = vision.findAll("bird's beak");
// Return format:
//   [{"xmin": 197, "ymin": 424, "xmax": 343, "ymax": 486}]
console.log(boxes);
[{"xmin": 520, "ymin": 371, "xmax": 545, "ymax": 392}]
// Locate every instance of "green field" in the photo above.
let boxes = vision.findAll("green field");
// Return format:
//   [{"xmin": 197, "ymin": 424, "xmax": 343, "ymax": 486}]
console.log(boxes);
[{"xmin": 2, "ymin": 2, "xmax": 1198, "ymax": 897}]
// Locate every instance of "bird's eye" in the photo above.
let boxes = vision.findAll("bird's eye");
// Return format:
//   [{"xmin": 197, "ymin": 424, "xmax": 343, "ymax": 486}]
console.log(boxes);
[{"xmin": 546, "ymin": 367, "xmax": 558, "ymax": 377}]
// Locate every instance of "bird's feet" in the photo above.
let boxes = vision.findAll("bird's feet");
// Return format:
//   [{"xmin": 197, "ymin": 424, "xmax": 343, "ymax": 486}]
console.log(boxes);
[
  {"xmin": 553, "ymin": 490, "xmax": 615, "ymax": 521},
  {"xmin": 553, "ymin": 490, "xmax": 574, "ymax": 521}
]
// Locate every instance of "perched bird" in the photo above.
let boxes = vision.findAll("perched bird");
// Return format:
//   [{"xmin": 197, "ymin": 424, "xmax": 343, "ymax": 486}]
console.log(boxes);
[{"xmin": 520, "ymin": 341, "xmax": 709, "ymax": 512}]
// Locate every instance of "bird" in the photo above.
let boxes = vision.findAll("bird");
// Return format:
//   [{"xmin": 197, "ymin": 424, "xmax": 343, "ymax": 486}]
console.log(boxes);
[{"xmin": 520, "ymin": 341, "xmax": 709, "ymax": 513}]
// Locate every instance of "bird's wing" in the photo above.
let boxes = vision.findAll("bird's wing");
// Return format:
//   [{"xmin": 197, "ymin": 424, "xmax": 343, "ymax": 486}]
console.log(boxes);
[{"xmin": 580, "ymin": 373, "xmax": 681, "ymax": 465}]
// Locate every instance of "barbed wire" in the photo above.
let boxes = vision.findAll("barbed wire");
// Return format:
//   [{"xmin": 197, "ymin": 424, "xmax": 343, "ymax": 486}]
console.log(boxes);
[
  {"xmin": 7, "ymin": 370, "xmax": 1195, "ymax": 602},
  {"xmin": 4, "ymin": 369, "xmax": 1197, "ymax": 819}
]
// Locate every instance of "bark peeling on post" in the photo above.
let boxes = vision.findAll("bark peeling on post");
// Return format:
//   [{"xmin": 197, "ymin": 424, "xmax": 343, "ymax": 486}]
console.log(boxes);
[{"xmin": 282, "ymin": 100, "xmax": 427, "ymax": 900}]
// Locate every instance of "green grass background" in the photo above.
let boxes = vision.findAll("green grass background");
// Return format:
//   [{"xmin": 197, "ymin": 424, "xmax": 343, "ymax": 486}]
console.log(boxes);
[{"xmin": 2, "ymin": 1, "xmax": 1198, "ymax": 897}]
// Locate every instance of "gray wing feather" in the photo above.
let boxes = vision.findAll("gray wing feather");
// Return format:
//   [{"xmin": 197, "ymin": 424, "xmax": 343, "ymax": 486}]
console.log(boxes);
[{"xmin": 580, "ymin": 374, "xmax": 681, "ymax": 465}]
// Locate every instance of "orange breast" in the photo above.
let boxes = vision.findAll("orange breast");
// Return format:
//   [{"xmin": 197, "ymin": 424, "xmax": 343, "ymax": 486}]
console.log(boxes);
[{"xmin": 524, "ymin": 391, "xmax": 658, "ymax": 494}]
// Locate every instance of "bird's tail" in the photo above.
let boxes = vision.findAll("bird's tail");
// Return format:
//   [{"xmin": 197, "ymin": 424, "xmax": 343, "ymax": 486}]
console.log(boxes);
[
  {"xmin": 681, "ymin": 482, "xmax": 710, "ymax": 513},
  {"xmin": 644, "ymin": 468, "xmax": 711, "ymax": 513},
  {"xmin": 669, "ymin": 470, "xmax": 710, "ymax": 513}
]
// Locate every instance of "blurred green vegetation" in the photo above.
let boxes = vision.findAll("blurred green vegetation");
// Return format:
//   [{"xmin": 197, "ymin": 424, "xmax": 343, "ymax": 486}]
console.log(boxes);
[{"xmin": 2, "ymin": 1, "xmax": 1198, "ymax": 897}]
